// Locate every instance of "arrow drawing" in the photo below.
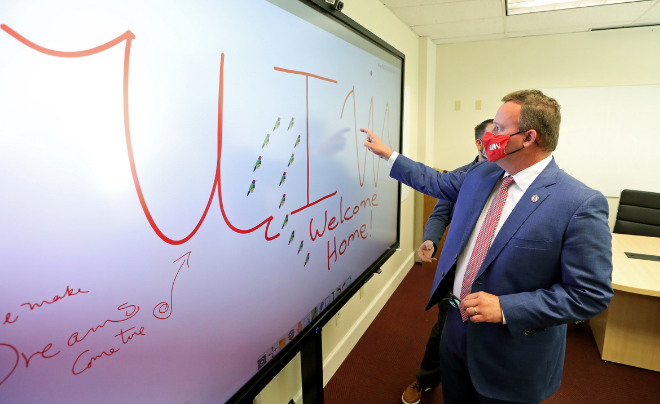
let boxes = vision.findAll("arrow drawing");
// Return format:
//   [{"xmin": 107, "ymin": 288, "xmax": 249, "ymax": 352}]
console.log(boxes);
[{"xmin": 153, "ymin": 251, "xmax": 191, "ymax": 320}]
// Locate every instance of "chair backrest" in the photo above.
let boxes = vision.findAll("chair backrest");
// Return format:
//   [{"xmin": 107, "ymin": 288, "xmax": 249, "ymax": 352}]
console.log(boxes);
[{"xmin": 613, "ymin": 189, "xmax": 660, "ymax": 237}]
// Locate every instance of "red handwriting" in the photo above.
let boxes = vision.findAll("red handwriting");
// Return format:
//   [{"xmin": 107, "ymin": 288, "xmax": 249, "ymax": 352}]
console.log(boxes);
[
  {"xmin": 0, "ymin": 343, "xmax": 19, "ymax": 386},
  {"xmin": 0, "ymin": 24, "xmax": 406, "ymax": 243},
  {"xmin": 21, "ymin": 285, "xmax": 89, "ymax": 311},
  {"xmin": 273, "ymin": 67, "xmax": 338, "ymax": 214},
  {"xmin": 68, "ymin": 302, "xmax": 140, "ymax": 347},
  {"xmin": 3, "ymin": 312, "xmax": 18, "ymax": 325},
  {"xmin": 0, "ymin": 342, "xmax": 61, "ymax": 386},
  {"xmin": 327, "ymin": 224, "xmax": 369, "ymax": 270},
  {"xmin": 0, "ymin": 25, "xmax": 360, "ymax": 243},
  {"xmin": 154, "ymin": 252, "xmax": 191, "ymax": 319},
  {"xmin": 310, "ymin": 211, "xmax": 328, "ymax": 241},
  {"xmin": 341, "ymin": 87, "xmax": 392, "ymax": 187},
  {"xmin": 21, "ymin": 343, "xmax": 60, "ymax": 368},
  {"xmin": 72, "ymin": 347, "xmax": 120, "ymax": 376},
  {"xmin": 115, "ymin": 326, "xmax": 146, "ymax": 344},
  {"xmin": 310, "ymin": 194, "xmax": 378, "ymax": 241}
]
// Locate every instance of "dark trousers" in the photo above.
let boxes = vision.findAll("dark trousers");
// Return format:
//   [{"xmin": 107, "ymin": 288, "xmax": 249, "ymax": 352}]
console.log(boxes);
[
  {"xmin": 415, "ymin": 299, "xmax": 450, "ymax": 388},
  {"xmin": 439, "ymin": 308, "xmax": 540, "ymax": 404}
]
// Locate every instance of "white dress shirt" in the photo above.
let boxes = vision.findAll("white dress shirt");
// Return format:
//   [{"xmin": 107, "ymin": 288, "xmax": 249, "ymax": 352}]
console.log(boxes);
[
  {"xmin": 387, "ymin": 151, "xmax": 399, "ymax": 167},
  {"xmin": 451, "ymin": 154, "xmax": 552, "ymax": 299}
]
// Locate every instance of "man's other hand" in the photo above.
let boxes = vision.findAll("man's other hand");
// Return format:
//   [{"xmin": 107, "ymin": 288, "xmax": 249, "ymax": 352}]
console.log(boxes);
[
  {"xmin": 460, "ymin": 292, "xmax": 503, "ymax": 323},
  {"xmin": 418, "ymin": 240, "xmax": 437, "ymax": 263},
  {"xmin": 361, "ymin": 128, "xmax": 393, "ymax": 160}
]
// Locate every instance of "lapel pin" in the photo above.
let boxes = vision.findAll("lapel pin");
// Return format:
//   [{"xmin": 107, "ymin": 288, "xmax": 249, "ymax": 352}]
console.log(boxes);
[{"xmin": 531, "ymin": 195, "xmax": 539, "ymax": 203}]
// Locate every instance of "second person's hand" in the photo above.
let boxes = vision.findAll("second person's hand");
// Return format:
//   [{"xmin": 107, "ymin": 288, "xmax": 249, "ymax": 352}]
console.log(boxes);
[{"xmin": 418, "ymin": 240, "xmax": 437, "ymax": 263}]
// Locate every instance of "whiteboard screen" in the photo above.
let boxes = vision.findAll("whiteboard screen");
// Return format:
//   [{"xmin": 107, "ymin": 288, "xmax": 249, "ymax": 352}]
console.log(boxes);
[
  {"xmin": 541, "ymin": 86, "xmax": 660, "ymax": 197},
  {"xmin": 0, "ymin": 1, "xmax": 402, "ymax": 403}
]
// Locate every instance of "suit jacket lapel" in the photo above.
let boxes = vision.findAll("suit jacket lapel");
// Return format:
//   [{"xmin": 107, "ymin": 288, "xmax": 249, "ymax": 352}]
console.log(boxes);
[
  {"xmin": 459, "ymin": 168, "xmax": 504, "ymax": 253},
  {"xmin": 476, "ymin": 158, "xmax": 559, "ymax": 278}
]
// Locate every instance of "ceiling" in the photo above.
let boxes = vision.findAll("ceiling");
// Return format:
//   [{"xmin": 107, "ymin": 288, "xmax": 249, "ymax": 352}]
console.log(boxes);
[{"xmin": 378, "ymin": 0, "xmax": 660, "ymax": 44}]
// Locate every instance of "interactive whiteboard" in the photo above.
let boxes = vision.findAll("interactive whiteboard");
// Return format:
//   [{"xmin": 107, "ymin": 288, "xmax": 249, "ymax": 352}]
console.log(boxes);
[{"xmin": 0, "ymin": 1, "xmax": 403, "ymax": 403}]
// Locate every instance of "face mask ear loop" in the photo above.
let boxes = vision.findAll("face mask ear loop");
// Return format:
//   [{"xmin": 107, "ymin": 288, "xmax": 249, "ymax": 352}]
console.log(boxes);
[
  {"xmin": 506, "ymin": 145, "xmax": 525, "ymax": 156},
  {"xmin": 522, "ymin": 129, "xmax": 541, "ymax": 147},
  {"xmin": 477, "ymin": 139, "xmax": 487, "ymax": 159},
  {"xmin": 505, "ymin": 130, "xmax": 529, "ymax": 156}
]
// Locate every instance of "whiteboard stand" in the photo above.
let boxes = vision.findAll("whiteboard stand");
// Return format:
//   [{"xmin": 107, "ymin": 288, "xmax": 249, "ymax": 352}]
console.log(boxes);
[{"xmin": 301, "ymin": 327, "xmax": 325, "ymax": 404}]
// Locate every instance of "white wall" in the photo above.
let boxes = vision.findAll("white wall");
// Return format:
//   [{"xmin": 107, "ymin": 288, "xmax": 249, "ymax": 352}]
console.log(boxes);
[
  {"xmin": 258, "ymin": 1, "xmax": 422, "ymax": 403},
  {"xmin": 434, "ymin": 26, "xmax": 660, "ymax": 227}
]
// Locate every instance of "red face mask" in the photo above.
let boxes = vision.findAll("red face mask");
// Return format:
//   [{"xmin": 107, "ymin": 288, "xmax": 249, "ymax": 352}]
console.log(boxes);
[{"xmin": 481, "ymin": 130, "xmax": 526, "ymax": 162}]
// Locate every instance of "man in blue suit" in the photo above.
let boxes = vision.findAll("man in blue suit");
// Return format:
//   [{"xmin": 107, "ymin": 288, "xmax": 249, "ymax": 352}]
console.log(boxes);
[{"xmin": 363, "ymin": 90, "xmax": 613, "ymax": 404}]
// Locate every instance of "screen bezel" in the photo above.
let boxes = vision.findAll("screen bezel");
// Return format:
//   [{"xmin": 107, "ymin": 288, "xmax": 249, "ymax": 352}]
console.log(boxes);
[{"xmin": 226, "ymin": 1, "xmax": 405, "ymax": 403}]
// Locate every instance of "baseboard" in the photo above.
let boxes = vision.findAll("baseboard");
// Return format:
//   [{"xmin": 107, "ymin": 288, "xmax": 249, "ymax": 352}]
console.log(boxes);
[
  {"xmin": 322, "ymin": 251, "xmax": 415, "ymax": 385},
  {"xmin": 289, "ymin": 251, "xmax": 414, "ymax": 403},
  {"xmin": 288, "ymin": 251, "xmax": 415, "ymax": 403},
  {"xmin": 293, "ymin": 389, "xmax": 303, "ymax": 404}
]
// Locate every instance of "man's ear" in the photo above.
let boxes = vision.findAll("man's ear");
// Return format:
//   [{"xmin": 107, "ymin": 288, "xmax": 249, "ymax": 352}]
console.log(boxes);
[{"xmin": 524, "ymin": 130, "xmax": 538, "ymax": 146}]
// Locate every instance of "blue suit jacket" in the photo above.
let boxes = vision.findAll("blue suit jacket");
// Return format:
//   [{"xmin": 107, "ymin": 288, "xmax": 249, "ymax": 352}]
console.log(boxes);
[
  {"xmin": 423, "ymin": 158, "xmax": 478, "ymax": 256},
  {"xmin": 392, "ymin": 155, "xmax": 613, "ymax": 402}
]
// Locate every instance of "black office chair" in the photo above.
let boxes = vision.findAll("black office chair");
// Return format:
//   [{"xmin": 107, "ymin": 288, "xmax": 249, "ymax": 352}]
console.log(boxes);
[{"xmin": 613, "ymin": 189, "xmax": 660, "ymax": 237}]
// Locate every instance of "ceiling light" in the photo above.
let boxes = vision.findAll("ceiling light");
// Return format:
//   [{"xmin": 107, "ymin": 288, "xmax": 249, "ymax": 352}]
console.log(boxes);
[{"xmin": 507, "ymin": 0, "xmax": 651, "ymax": 15}]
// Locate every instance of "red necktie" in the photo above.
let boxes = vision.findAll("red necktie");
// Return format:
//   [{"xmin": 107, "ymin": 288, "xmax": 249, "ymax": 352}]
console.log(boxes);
[{"xmin": 460, "ymin": 176, "xmax": 515, "ymax": 322}]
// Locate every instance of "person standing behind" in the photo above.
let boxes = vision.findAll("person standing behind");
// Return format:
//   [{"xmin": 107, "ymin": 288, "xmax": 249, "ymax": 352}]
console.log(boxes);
[
  {"xmin": 365, "ymin": 89, "xmax": 613, "ymax": 404},
  {"xmin": 403, "ymin": 119, "xmax": 493, "ymax": 404}
]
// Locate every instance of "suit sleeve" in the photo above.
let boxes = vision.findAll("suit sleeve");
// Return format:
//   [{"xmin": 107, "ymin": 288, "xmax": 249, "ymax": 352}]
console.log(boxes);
[
  {"xmin": 498, "ymin": 192, "xmax": 614, "ymax": 337},
  {"xmin": 390, "ymin": 154, "xmax": 468, "ymax": 204},
  {"xmin": 422, "ymin": 160, "xmax": 476, "ymax": 256},
  {"xmin": 424, "ymin": 199, "xmax": 453, "ymax": 257}
]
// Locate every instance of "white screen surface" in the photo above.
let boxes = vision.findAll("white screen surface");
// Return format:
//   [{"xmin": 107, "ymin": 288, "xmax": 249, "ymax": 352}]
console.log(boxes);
[{"xmin": 0, "ymin": 1, "xmax": 402, "ymax": 403}]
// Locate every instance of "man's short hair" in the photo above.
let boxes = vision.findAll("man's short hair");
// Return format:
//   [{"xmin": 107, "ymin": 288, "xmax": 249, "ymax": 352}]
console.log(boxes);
[
  {"xmin": 502, "ymin": 90, "xmax": 561, "ymax": 152},
  {"xmin": 474, "ymin": 119, "xmax": 494, "ymax": 140}
]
